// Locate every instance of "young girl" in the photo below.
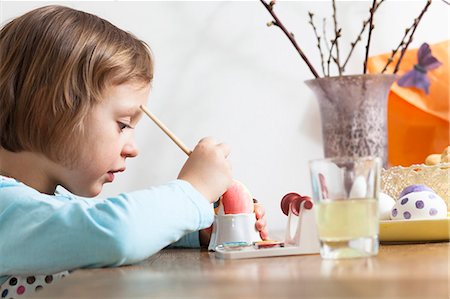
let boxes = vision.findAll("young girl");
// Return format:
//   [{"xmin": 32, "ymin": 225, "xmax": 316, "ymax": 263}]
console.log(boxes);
[{"xmin": 0, "ymin": 5, "xmax": 267, "ymax": 298}]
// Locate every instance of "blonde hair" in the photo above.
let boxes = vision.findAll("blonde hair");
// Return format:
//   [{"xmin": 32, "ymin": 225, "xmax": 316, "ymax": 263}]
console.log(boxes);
[{"xmin": 0, "ymin": 5, "xmax": 153, "ymax": 164}]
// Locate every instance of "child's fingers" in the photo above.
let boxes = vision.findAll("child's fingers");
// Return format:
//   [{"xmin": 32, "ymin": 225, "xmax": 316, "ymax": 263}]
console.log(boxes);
[
  {"xmin": 254, "ymin": 203, "xmax": 265, "ymax": 219},
  {"xmin": 259, "ymin": 229, "xmax": 269, "ymax": 240},
  {"xmin": 198, "ymin": 136, "xmax": 216, "ymax": 145},
  {"xmin": 255, "ymin": 204, "xmax": 269, "ymax": 240},
  {"xmin": 217, "ymin": 142, "xmax": 231, "ymax": 158},
  {"xmin": 225, "ymin": 159, "xmax": 232, "ymax": 171},
  {"xmin": 196, "ymin": 137, "xmax": 230, "ymax": 158},
  {"xmin": 255, "ymin": 217, "xmax": 267, "ymax": 231}
]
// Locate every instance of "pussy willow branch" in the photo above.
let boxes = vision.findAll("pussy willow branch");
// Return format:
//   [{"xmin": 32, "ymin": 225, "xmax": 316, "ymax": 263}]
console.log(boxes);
[
  {"xmin": 308, "ymin": 12, "xmax": 326, "ymax": 77},
  {"xmin": 261, "ymin": 0, "xmax": 441, "ymax": 78},
  {"xmin": 260, "ymin": 0, "xmax": 320, "ymax": 78},
  {"xmin": 393, "ymin": 0, "xmax": 432, "ymax": 74},
  {"xmin": 322, "ymin": 17, "xmax": 340, "ymax": 76},
  {"xmin": 363, "ymin": 0, "xmax": 378, "ymax": 74},
  {"xmin": 331, "ymin": 0, "xmax": 342, "ymax": 75},
  {"xmin": 342, "ymin": 0, "xmax": 385, "ymax": 72},
  {"xmin": 383, "ymin": 0, "xmax": 447, "ymax": 73},
  {"xmin": 327, "ymin": 36, "xmax": 339, "ymax": 76},
  {"xmin": 322, "ymin": 17, "xmax": 330, "ymax": 52},
  {"xmin": 330, "ymin": 40, "xmax": 341, "ymax": 76},
  {"xmin": 381, "ymin": 26, "xmax": 413, "ymax": 73}
]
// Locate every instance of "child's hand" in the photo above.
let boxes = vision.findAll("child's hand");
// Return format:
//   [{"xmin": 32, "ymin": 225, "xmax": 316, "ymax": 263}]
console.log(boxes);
[
  {"xmin": 254, "ymin": 200, "xmax": 269, "ymax": 240},
  {"xmin": 178, "ymin": 137, "xmax": 232, "ymax": 203}
]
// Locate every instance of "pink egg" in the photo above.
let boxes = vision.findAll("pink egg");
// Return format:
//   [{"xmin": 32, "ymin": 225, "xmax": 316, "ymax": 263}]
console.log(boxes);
[{"xmin": 221, "ymin": 180, "xmax": 254, "ymax": 214}]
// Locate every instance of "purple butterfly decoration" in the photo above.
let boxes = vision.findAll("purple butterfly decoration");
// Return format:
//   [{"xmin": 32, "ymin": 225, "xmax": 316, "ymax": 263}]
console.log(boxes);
[{"xmin": 397, "ymin": 43, "xmax": 442, "ymax": 94}]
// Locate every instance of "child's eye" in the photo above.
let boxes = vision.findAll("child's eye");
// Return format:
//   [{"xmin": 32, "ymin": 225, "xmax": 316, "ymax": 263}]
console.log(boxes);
[{"xmin": 118, "ymin": 122, "xmax": 132, "ymax": 132}]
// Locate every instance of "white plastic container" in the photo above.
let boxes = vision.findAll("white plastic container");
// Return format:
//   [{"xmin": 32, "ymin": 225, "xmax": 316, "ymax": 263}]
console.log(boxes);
[{"xmin": 208, "ymin": 213, "xmax": 261, "ymax": 251}]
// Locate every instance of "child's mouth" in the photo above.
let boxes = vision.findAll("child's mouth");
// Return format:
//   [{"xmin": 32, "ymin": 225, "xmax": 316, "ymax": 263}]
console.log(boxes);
[
  {"xmin": 106, "ymin": 168, "xmax": 125, "ymax": 183},
  {"xmin": 107, "ymin": 172, "xmax": 115, "ymax": 182}
]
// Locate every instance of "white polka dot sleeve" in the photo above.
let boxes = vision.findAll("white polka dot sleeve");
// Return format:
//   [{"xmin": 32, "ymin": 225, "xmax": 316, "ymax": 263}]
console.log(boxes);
[{"xmin": 0, "ymin": 271, "xmax": 69, "ymax": 298}]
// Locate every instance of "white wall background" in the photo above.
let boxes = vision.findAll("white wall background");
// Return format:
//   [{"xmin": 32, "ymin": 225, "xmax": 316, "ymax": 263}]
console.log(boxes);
[{"xmin": 1, "ymin": 1, "xmax": 449, "ymax": 230}]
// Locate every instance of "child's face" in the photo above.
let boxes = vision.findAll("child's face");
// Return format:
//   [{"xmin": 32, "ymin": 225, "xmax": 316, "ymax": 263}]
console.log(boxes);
[{"xmin": 58, "ymin": 82, "xmax": 151, "ymax": 197}]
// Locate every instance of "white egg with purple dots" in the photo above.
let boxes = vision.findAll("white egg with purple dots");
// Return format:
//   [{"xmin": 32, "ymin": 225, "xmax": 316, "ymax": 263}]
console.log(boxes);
[{"xmin": 391, "ymin": 184, "xmax": 447, "ymax": 220}]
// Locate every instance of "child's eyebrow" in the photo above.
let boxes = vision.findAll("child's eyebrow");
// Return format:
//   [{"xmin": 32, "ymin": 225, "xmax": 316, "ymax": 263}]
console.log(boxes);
[
  {"xmin": 134, "ymin": 110, "xmax": 143, "ymax": 119},
  {"xmin": 129, "ymin": 109, "xmax": 144, "ymax": 124},
  {"xmin": 119, "ymin": 105, "xmax": 143, "ymax": 117}
]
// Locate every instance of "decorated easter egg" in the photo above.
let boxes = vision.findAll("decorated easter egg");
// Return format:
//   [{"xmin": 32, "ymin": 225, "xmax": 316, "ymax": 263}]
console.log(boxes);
[
  {"xmin": 221, "ymin": 180, "xmax": 254, "ymax": 214},
  {"xmin": 398, "ymin": 184, "xmax": 434, "ymax": 198},
  {"xmin": 379, "ymin": 192, "xmax": 395, "ymax": 220},
  {"xmin": 391, "ymin": 184, "xmax": 447, "ymax": 220}
]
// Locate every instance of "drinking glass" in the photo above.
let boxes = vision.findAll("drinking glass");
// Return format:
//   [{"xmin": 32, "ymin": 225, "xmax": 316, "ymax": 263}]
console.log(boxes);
[{"xmin": 309, "ymin": 156, "xmax": 381, "ymax": 259}]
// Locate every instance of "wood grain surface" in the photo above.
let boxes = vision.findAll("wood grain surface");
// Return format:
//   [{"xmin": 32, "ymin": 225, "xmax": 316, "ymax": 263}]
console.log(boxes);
[{"xmin": 36, "ymin": 242, "xmax": 449, "ymax": 299}]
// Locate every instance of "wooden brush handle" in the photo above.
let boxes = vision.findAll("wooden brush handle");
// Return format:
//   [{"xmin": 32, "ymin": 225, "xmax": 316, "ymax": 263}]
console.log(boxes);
[{"xmin": 140, "ymin": 105, "xmax": 192, "ymax": 156}]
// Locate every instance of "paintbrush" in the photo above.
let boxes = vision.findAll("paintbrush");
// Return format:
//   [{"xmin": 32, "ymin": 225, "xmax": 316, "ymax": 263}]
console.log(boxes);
[{"xmin": 139, "ymin": 105, "xmax": 192, "ymax": 156}]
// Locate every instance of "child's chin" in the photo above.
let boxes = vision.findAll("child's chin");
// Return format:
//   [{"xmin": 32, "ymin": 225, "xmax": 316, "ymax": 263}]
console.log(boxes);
[
  {"xmin": 75, "ymin": 186, "xmax": 103, "ymax": 198},
  {"xmin": 89, "ymin": 186, "xmax": 103, "ymax": 197}
]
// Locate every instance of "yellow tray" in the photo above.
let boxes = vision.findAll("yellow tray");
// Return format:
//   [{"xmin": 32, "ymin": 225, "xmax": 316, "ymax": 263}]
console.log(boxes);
[{"xmin": 379, "ymin": 215, "xmax": 450, "ymax": 243}]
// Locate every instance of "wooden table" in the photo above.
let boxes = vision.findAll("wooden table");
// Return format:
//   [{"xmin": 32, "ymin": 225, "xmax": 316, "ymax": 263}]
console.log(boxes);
[{"xmin": 36, "ymin": 242, "xmax": 449, "ymax": 299}]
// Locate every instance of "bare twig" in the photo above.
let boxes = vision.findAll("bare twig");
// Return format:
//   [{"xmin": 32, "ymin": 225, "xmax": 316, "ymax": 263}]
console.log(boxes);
[
  {"xmin": 381, "ymin": 52, "xmax": 395, "ymax": 74},
  {"xmin": 259, "ymin": 0, "xmax": 439, "ymax": 78},
  {"xmin": 381, "ymin": 26, "xmax": 413, "ymax": 73},
  {"xmin": 363, "ymin": 0, "xmax": 378, "ymax": 74},
  {"xmin": 393, "ymin": 0, "xmax": 432, "ymax": 74},
  {"xmin": 322, "ymin": 18, "xmax": 330, "ymax": 52},
  {"xmin": 260, "ymin": 0, "xmax": 320, "ymax": 78},
  {"xmin": 342, "ymin": 0, "xmax": 385, "ymax": 72},
  {"xmin": 331, "ymin": 0, "xmax": 342, "ymax": 75},
  {"xmin": 327, "ymin": 37, "xmax": 339, "ymax": 76},
  {"xmin": 308, "ymin": 12, "xmax": 326, "ymax": 77}
]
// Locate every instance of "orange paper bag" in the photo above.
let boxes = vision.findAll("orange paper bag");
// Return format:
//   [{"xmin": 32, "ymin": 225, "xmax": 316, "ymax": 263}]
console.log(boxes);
[{"xmin": 368, "ymin": 40, "xmax": 449, "ymax": 166}]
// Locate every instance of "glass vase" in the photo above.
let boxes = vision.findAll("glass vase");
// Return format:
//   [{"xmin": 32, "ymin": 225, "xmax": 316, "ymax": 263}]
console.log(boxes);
[{"xmin": 305, "ymin": 74, "xmax": 396, "ymax": 168}]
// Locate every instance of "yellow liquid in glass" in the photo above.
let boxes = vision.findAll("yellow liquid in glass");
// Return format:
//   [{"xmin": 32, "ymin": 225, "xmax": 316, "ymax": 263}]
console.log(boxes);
[{"xmin": 315, "ymin": 198, "xmax": 378, "ymax": 242}]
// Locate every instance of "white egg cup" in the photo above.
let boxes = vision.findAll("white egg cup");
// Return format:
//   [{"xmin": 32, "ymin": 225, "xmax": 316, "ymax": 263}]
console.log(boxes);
[{"xmin": 208, "ymin": 213, "xmax": 261, "ymax": 251}]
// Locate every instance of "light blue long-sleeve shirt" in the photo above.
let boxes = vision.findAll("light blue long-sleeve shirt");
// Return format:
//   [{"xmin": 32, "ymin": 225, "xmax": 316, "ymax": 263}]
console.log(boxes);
[{"xmin": 0, "ymin": 175, "xmax": 214, "ymax": 285}]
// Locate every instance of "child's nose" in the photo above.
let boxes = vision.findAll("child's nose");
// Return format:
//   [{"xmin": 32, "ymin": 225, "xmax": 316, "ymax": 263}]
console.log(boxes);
[{"xmin": 122, "ymin": 138, "xmax": 139, "ymax": 158}]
